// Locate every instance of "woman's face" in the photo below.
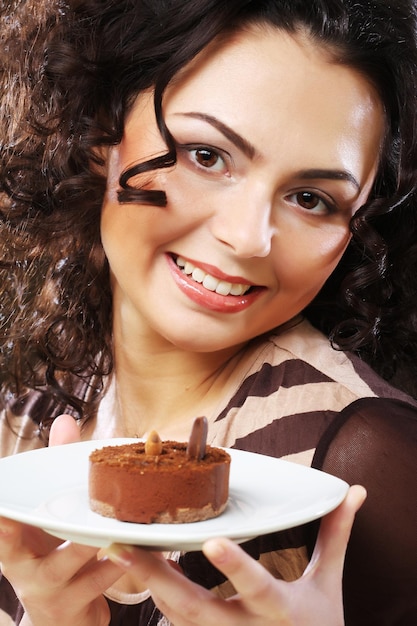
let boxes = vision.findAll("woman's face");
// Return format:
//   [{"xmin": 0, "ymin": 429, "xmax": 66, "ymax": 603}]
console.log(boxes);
[{"xmin": 101, "ymin": 26, "xmax": 384, "ymax": 353}]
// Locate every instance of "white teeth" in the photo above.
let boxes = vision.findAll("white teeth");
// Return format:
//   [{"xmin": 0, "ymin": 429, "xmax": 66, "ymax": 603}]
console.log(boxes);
[
  {"xmin": 216, "ymin": 280, "xmax": 233, "ymax": 296},
  {"xmin": 175, "ymin": 256, "xmax": 250, "ymax": 296},
  {"xmin": 191, "ymin": 267, "xmax": 205, "ymax": 283},
  {"xmin": 202, "ymin": 274, "xmax": 218, "ymax": 291},
  {"xmin": 230, "ymin": 283, "xmax": 246, "ymax": 296},
  {"xmin": 184, "ymin": 261, "xmax": 195, "ymax": 275}
]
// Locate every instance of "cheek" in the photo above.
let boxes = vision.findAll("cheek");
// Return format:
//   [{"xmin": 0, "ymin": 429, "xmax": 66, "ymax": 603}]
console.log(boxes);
[
  {"xmin": 275, "ymin": 226, "xmax": 351, "ymax": 288},
  {"xmin": 100, "ymin": 146, "xmax": 134, "ymax": 260},
  {"xmin": 100, "ymin": 145, "xmax": 157, "ymax": 254},
  {"xmin": 100, "ymin": 192, "xmax": 122, "ymax": 265},
  {"xmin": 315, "ymin": 230, "xmax": 352, "ymax": 279},
  {"xmin": 100, "ymin": 208, "xmax": 131, "ymax": 285},
  {"xmin": 100, "ymin": 181, "xmax": 145, "ymax": 279},
  {"xmin": 315, "ymin": 226, "xmax": 352, "ymax": 259}
]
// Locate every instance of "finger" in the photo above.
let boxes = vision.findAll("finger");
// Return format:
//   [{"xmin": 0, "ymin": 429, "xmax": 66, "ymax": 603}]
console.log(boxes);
[
  {"xmin": 304, "ymin": 484, "xmax": 367, "ymax": 580},
  {"xmin": 203, "ymin": 536, "xmax": 283, "ymax": 612},
  {"xmin": 0, "ymin": 517, "xmax": 63, "ymax": 561},
  {"xmin": 0, "ymin": 520, "xmax": 102, "ymax": 585},
  {"xmin": 105, "ymin": 544, "xmax": 222, "ymax": 625},
  {"xmin": 36, "ymin": 541, "xmax": 103, "ymax": 583},
  {"xmin": 3, "ymin": 535, "xmax": 122, "ymax": 601},
  {"xmin": 105, "ymin": 544, "xmax": 192, "ymax": 592},
  {"xmin": 49, "ymin": 414, "xmax": 81, "ymax": 446},
  {"xmin": 39, "ymin": 545, "xmax": 124, "ymax": 600}
]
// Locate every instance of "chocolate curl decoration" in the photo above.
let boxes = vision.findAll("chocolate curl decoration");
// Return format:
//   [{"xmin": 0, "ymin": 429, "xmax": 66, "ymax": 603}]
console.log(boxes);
[
  {"xmin": 145, "ymin": 430, "xmax": 163, "ymax": 456},
  {"xmin": 187, "ymin": 416, "xmax": 208, "ymax": 460}
]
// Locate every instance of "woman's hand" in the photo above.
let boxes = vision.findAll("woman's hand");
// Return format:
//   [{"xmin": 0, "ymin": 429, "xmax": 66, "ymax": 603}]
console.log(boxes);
[
  {"xmin": 0, "ymin": 415, "xmax": 124, "ymax": 626},
  {"xmin": 104, "ymin": 485, "xmax": 366, "ymax": 626}
]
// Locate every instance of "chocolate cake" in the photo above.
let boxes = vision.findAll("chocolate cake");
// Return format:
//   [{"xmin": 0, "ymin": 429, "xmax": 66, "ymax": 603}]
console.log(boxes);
[{"xmin": 88, "ymin": 417, "xmax": 231, "ymax": 523}]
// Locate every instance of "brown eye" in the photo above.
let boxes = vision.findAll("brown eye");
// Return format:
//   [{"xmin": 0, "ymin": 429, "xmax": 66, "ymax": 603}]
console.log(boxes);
[
  {"xmin": 296, "ymin": 191, "xmax": 321, "ymax": 210},
  {"xmin": 194, "ymin": 148, "xmax": 220, "ymax": 168},
  {"xmin": 287, "ymin": 190, "xmax": 333, "ymax": 215}
]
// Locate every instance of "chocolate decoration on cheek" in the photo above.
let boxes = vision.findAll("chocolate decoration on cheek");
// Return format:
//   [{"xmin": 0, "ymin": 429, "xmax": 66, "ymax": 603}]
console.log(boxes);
[
  {"xmin": 187, "ymin": 416, "xmax": 208, "ymax": 460},
  {"xmin": 145, "ymin": 430, "xmax": 163, "ymax": 456}
]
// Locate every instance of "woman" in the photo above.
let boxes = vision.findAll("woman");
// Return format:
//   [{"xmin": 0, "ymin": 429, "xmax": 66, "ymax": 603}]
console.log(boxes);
[{"xmin": 1, "ymin": 0, "xmax": 417, "ymax": 624}]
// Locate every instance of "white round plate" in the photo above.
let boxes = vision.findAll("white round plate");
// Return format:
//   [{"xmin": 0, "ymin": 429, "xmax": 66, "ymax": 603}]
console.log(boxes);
[{"xmin": 0, "ymin": 439, "xmax": 348, "ymax": 550}]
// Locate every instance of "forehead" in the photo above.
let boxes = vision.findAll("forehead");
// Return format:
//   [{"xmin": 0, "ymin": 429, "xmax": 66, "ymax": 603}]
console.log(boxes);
[
  {"xmin": 163, "ymin": 25, "xmax": 384, "ymax": 181},
  {"xmin": 166, "ymin": 25, "xmax": 382, "ymax": 122}
]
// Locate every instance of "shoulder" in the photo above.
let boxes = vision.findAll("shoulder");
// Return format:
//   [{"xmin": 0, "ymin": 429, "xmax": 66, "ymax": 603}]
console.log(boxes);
[
  {"xmin": 312, "ymin": 396, "xmax": 417, "ymax": 623},
  {"xmin": 210, "ymin": 321, "xmax": 415, "ymax": 457},
  {"xmin": 313, "ymin": 395, "xmax": 417, "ymax": 471},
  {"xmin": 259, "ymin": 318, "xmax": 415, "ymax": 404}
]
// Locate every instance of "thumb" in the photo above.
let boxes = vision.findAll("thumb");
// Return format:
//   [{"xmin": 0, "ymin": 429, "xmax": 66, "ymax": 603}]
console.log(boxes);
[
  {"xmin": 304, "ymin": 484, "xmax": 366, "ymax": 581},
  {"xmin": 49, "ymin": 413, "xmax": 81, "ymax": 446}
]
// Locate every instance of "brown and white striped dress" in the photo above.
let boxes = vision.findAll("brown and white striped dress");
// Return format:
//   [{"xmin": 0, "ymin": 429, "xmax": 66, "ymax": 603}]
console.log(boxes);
[{"xmin": 1, "ymin": 319, "xmax": 416, "ymax": 625}]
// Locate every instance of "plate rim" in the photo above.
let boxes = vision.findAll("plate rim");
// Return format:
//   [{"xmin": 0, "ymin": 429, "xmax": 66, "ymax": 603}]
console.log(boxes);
[{"xmin": 0, "ymin": 439, "xmax": 349, "ymax": 549}]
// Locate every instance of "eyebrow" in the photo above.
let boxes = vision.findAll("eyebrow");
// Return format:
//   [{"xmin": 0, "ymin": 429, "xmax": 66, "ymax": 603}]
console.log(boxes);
[
  {"xmin": 176, "ymin": 111, "xmax": 361, "ymax": 191},
  {"xmin": 176, "ymin": 111, "xmax": 257, "ymax": 159},
  {"xmin": 297, "ymin": 168, "xmax": 361, "ymax": 191}
]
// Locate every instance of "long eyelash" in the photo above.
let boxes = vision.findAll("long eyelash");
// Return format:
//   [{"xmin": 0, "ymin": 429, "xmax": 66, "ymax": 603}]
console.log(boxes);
[{"xmin": 177, "ymin": 143, "xmax": 230, "ymax": 161}]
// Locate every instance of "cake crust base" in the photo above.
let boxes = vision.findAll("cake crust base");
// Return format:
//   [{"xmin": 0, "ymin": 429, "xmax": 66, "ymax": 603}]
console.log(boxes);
[{"xmin": 89, "ymin": 497, "xmax": 228, "ymax": 524}]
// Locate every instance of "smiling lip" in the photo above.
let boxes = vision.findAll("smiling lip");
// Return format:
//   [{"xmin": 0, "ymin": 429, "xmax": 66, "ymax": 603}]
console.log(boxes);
[{"xmin": 167, "ymin": 254, "xmax": 265, "ymax": 313}]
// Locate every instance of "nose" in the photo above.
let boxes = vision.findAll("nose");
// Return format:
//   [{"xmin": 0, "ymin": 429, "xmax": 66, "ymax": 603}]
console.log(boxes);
[{"xmin": 209, "ymin": 185, "xmax": 275, "ymax": 258}]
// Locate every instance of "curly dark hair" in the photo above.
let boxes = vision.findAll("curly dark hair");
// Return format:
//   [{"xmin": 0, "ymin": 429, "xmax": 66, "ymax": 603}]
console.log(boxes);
[{"xmin": 1, "ymin": 0, "xmax": 417, "ymax": 424}]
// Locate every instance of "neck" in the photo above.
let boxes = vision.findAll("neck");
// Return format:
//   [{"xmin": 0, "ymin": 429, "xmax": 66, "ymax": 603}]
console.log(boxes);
[
  {"xmin": 101, "ymin": 301, "xmax": 302, "ymax": 439},
  {"xmin": 109, "ymin": 330, "xmax": 245, "ymax": 439}
]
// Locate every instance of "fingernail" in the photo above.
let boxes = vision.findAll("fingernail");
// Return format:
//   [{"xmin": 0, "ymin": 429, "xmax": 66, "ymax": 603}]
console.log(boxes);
[{"xmin": 104, "ymin": 543, "xmax": 135, "ymax": 567}]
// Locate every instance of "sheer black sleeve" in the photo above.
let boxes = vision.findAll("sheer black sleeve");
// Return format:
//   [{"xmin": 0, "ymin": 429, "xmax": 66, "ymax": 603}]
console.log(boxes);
[{"xmin": 312, "ymin": 397, "xmax": 417, "ymax": 626}]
